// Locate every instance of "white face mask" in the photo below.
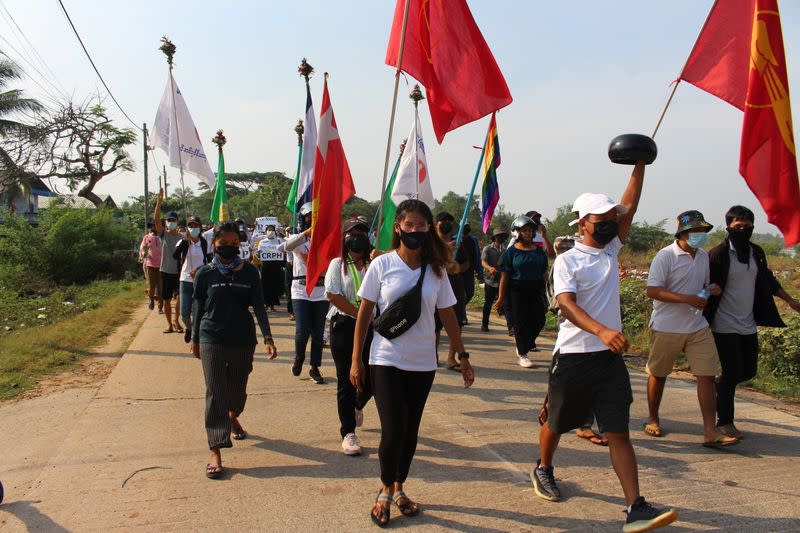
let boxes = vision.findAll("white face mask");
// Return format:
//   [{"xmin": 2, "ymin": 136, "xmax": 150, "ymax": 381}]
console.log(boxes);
[
  {"xmin": 189, "ymin": 227, "xmax": 200, "ymax": 238},
  {"xmin": 166, "ymin": 221, "xmax": 177, "ymax": 230},
  {"xmin": 266, "ymin": 230, "xmax": 276, "ymax": 239}
]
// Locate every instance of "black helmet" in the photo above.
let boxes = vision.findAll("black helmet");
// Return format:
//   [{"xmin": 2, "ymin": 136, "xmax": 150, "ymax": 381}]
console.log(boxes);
[
  {"xmin": 511, "ymin": 215, "xmax": 536, "ymax": 231},
  {"xmin": 608, "ymin": 133, "xmax": 658, "ymax": 165}
]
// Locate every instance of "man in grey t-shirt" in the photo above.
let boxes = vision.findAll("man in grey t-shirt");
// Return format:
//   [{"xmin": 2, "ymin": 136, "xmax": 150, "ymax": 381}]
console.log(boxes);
[
  {"xmin": 480, "ymin": 228, "xmax": 508, "ymax": 331},
  {"xmin": 153, "ymin": 189, "xmax": 184, "ymax": 334}
]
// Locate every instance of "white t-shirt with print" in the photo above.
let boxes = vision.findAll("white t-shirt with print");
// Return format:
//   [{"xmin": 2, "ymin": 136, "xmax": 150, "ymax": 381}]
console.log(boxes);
[
  {"xmin": 177, "ymin": 239, "xmax": 205, "ymax": 283},
  {"xmin": 553, "ymin": 237, "xmax": 624, "ymax": 354},
  {"xmin": 358, "ymin": 251, "xmax": 457, "ymax": 372}
]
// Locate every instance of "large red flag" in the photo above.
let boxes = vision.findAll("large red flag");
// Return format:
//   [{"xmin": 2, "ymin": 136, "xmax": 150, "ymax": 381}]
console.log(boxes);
[
  {"xmin": 385, "ymin": 0, "xmax": 512, "ymax": 144},
  {"xmin": 680, "ymin": 0, "xmax": 800, "ymax": 244},
  {"xmin": 306, "ymin": 77, "xmax": 356, "ymax": 295}
]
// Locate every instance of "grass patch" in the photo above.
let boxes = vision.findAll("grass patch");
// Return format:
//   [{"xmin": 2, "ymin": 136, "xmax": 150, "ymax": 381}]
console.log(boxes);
[{"xmin": 0, "ymin": 280, "xmax": 143, "ymax": 400}]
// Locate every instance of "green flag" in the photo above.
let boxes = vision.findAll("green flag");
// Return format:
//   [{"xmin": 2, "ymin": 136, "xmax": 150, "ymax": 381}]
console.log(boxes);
[
  {"xmin": 285, "ymin": 173, "xmax": 299, "ymax": 212},
  {"xmin": 210, "ymin": 150, "xmax": 229, "ymax": 223},
  {"xmin": 376, "ymin": 156, "xmax": 401, "ymax": 251}
]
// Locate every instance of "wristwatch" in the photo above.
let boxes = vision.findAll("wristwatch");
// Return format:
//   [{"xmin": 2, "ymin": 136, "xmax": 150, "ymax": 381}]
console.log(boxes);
[{"xmin": 457, "ymin": 352, "xmax": 470, "ymax": 361}]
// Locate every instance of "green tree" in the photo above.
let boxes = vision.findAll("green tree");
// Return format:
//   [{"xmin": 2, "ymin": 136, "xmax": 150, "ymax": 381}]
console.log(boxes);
[
  {"xmin": 544, "ymin": 203, "xmax": 578, "ymax": 239},
  {"xmin": 0, "ymin": 55, "xmax": 43, "ymax": 210}
]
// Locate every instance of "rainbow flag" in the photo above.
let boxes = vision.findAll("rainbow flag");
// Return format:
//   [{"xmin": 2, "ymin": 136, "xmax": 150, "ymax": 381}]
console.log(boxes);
[{"xmin": 480, "ymin": 112, "xmax": 501, "ymax": 233}]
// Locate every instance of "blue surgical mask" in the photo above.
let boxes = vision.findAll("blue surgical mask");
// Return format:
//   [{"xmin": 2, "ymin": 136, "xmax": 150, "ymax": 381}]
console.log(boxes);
[
  {"xmin": 686, "ymin": 232, "xmax": 708, "ymax": 249},
  {"xmin": 189, "ymin": 227, "xmax": 200, "ymax": 238},
  {"xmin": 166, "ymin": 221, "xmax": 177, "ymax": 230},
  {"xmin": 266, "ymin": 230, "xmax": 276, "ymax": 239}
]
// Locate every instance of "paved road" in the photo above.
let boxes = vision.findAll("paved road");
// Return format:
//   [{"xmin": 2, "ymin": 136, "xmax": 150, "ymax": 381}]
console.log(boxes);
[{"xmin": 1, "ymin": 307, "xmax": 799, "ymax": 532}]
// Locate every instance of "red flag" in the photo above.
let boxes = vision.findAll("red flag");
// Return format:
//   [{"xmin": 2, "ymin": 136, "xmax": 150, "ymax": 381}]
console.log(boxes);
[
  {"xmin": 680, "ymin": 0, "xmax": 800, "ymax": 244},
  {"xmin": 385, "ymin": 0, "xmax": 512, "ymax": 144},
  {"xmin": 306, "ymin": 77, "xmax": 356, "ymax": 294}
]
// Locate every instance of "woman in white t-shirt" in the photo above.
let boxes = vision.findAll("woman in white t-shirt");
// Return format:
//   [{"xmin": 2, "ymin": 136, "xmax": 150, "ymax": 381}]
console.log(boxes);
[
  {"xmin": 173, "ymin": 215, "xmax": 209, "ymax": 344},
  {"xmin": 352, "ymin": 199, "xmax": 474, "ymax": 526},
  {"xmin": 283, "ymin": 203, "xmax": 330, "ymax": 384}
]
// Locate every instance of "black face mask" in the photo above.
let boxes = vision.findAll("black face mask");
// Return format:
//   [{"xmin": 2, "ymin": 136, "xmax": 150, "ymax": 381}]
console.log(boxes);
[
  {"xmin": 438, "ymin": 221, "xmax": 453, "ymax": 235},
  {"xmin": 216, "ymin": 245, "xmax": 239, "ymax": 261},
  {"xmin": 345, "ymin": 233, "xmax": 370, "ymax": 255},
  {"xmin": 727, "ymin": 226, "xmax": 754, "ymax": 264},
  {"xmin": 589, "ymin": 220, "xmax": 619, "ymax": 246},
  {"xmin": 399, "ymin": 230, "xmax": 428, "ymax": 250}
]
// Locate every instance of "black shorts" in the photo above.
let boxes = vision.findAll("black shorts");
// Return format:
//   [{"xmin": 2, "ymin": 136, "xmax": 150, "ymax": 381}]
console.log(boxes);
[
  {"xmin": 546, "ymin": 350, "xmax": 633, "ymax": 435},
  {"xmin": 160, "ymin": 272, "xmax": 179, "ymax": 300}
]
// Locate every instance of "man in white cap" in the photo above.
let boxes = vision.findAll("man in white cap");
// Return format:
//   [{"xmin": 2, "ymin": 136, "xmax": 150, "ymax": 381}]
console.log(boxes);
[{"xmin": 532, "ymin": 163, "xmax": 678, "ymax": 532}]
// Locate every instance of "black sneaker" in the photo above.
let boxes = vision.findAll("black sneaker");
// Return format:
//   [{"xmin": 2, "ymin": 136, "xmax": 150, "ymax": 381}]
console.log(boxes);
[
  {"xmin": 309, "ymin": 367, "xmax": 325, "ymax": 384},
  {"xmin": 530, "ymin": 459, "xmax": 561, "ymax": 502},
  {"xmin": 184, "ymin": 328, "xmax": 192, "ymax": 344},
  {"xmin": 623, "ymin": 497, "xmax": 678, "ymax": 533},
  {"xmin": 292, "ymin": 355, "xmax": 305, "ymax": 377}
]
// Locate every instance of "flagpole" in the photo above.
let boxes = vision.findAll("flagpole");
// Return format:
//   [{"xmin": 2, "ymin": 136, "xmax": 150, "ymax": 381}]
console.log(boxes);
[
  {"xmin": 292, "ymin": 119, "xmax": 304, "ymax": 228},
  {"xmin": 160, "ymin": 37, "xmax": 188, "ymax": 219},
  {"xmin": 376, "ymin": 0, "xmax": 412, "ymax": 238},
  {"xmin": 410, "ymin": 84, "xmax": 425, "ymax": 199},
  {"xmin": 650, "ymin": 5, "xmax": 715, "ymax": 138},
  {"xmin": 455, "ymin": 124, "xmax": 491, "ymax": 252}
]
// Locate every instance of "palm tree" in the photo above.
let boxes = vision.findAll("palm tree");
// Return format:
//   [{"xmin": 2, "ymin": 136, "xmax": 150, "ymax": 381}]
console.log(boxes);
[{"xmin": 0, "ymin": 54, "xmax": 43, "ymax": 211}]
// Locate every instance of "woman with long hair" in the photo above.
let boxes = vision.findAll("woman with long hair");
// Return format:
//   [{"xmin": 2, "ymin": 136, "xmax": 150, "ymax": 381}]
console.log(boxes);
[
  {"xmin": 352, "ymin": 199, "xmax": 474, "ymax": 527},
  {"xmin": 191, "ymin": 222, "xmax": 277, "ymax": 479},
  {"xmin": 325, "ymin": 217, "xmax": 374, "ymax": 456}
]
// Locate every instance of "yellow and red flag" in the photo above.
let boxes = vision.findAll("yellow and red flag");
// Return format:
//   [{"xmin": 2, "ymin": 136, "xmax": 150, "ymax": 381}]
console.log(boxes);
[
  {"xmin": 680, "ymin": 0, "xmax": 799, "ymax": 244},
  {"xmin": 305, "ymin": 76, "xmax": 355, "ymax": 294}
]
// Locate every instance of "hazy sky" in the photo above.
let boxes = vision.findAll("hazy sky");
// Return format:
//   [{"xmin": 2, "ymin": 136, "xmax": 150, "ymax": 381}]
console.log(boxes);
[{"xmin": 5, "ymin": 0, "xmax": 800, "ymax": 234}]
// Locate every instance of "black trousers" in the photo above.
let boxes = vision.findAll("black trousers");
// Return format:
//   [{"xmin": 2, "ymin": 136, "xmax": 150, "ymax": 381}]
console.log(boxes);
[
  {"xmin": 482, "ymin": 284, "xmax": 499, "ymax": 328},
  {"xmin": 330, "ymin": 314, "xmax": 374, "ymax": 437},
  {"xmin": 510, "ymin": 279, "xmax": 546, "ymax": 356},
  {"xmin": 713, "ymin": 332, "xmax": 759, "ymax": 426},
  {"xmin": 371, "ymin": 365, "xmax": 435, "ymax": 486}
]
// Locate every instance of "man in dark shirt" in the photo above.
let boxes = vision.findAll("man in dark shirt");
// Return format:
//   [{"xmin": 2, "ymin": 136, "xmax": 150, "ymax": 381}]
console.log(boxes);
[{"xmin": 434, "ymin": 211, "xmax": 471, "ymax": 369}]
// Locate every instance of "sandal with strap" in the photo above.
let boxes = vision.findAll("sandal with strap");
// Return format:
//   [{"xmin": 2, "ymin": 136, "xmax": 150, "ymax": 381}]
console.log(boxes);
[
  {"xmin": 393, "ymin": 490, "xmax": 420, "ymax": 517},
  {"xmin": 205, "ymin": 464, "xmax": 224, "ymax": 479},
  {"xmin": 643, "ymin": 422, "xmax": 664, "ymax": 438},
  {"xmin": 371, "ymin": 491, "xmax": 392, "ymax": 527}
]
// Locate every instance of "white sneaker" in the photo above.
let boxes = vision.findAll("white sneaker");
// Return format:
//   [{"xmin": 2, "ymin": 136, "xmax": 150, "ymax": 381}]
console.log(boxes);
[
  {"xmin": 355, "ymin": 408, "xmax": 364, "ymax": 428},
  {"xmin": 342, "ymin": 432, "xmax": 361, "ymax": 456},
  {"xmin": 518, "ymin": 355, "xmax": 535, "ymax": 368}
]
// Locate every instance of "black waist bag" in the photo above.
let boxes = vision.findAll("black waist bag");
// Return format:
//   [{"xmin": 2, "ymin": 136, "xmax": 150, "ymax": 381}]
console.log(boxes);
[{"xmin": 373, "ymin": 262, "xmax": 427, "ymax": 340}]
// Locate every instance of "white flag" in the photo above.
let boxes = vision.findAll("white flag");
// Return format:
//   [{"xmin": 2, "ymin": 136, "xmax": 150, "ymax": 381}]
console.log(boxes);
[
  {"xmin": 296, "ymin": 83, "xmax": 317, "ymax": 210},
  {"xmin": 152, "ymin": 72, "xmax": 215, "ymax": 188},
  {"xmin": 391, "ymin": 108, "xmax": 434, "ymax": 208}
]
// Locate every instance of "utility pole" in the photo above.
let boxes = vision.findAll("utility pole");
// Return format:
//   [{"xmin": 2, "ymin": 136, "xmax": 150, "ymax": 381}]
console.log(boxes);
[
  {"xmin": 163, "ymin": 165, "xmax": 168, "ymax": 199},
  {"xmin": 142, "ymin": 123, "xmax": 149, "ymax": 232}
]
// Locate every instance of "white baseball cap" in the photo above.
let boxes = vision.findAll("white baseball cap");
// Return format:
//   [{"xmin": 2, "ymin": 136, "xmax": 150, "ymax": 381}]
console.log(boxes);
[{"xmin": 569, "ymin": 193, "xmax": 628, "ymax": 226}]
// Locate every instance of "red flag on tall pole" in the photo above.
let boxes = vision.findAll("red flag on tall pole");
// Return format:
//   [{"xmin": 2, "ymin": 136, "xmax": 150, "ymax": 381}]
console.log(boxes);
[
  {"xmin": 306, "ymin": 75, "xmax": 356, "ymax": 294},
  {"xmin": 385, "ymin": 0, "xmax": 512, "ymax": 144},
  {"xmin": 679, "ymin": 0, "xmax": 800, "ymax": 245}
]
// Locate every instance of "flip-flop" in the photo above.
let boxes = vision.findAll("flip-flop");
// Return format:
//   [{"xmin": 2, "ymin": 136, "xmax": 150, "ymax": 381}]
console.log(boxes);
[
  {"xmin": 163, "ymin": 328, "xmax": 174, "ymax": 334},
  {"xmin": 371, "ymin": 491, "xmax": 391, "ymax": 528},
  {"xmin": 232, "ymin": 429, "xmax": 247, "ymax": 440},
  {"xmin": 643, "ymin": 422, "xmax": 664, "ymax": 438},
  {"xmin": 447, "ymin": 363, "xmax": 461, "ymax": 372},
  {"xmin": 702, "ymin": 435, "xmax": 740, "ymax": 449},
  {"xmin": 577, "ymin": 429, "xmax": 608, "ymax": 446},
  {"xmin": 393, "ymin": 490, "xmax": 420, "ymax": 517},
  {"xmin": 205, "ymin": 464, "xmax": 224, "ymax": 479}
]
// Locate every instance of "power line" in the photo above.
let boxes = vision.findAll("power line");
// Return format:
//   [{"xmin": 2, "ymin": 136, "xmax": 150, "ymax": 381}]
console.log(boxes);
[
  {"xmin": 56, "ymin": 0, "xmax": 139, "ymax": 130},
  {"xmin": 0, "ymin": 0, "xmax": 68, "ymax": 98}
]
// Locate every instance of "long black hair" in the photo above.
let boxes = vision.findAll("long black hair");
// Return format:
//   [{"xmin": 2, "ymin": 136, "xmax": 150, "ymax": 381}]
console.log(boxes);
[{"xmin": 390, "ymin": 199, "xmax": 450, "ymax": 277}]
